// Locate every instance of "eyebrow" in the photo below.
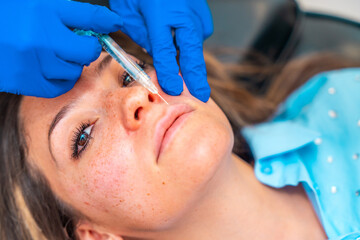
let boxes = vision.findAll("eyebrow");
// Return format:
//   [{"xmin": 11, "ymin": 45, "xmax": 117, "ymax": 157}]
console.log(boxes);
[
  {"xmin": 47, "ymin": 102, "xmax": 75, "ymax": 163},
  {"xmin": 48, "ymin": 103, "xmax": 74, "ymax": 140},
  {"xmin": 97, "ymin": 54, "xmax": 113, "ymax": 74}
]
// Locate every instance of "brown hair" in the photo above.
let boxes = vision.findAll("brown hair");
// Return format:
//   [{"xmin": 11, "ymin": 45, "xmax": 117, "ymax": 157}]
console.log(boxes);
[
  {"xmin": 0, "ymin": 93, "xmax": 80, "ymax": 239},
  {"xmin": 0, "ymin": 33, "xmax": 359, "ymax": 239}
]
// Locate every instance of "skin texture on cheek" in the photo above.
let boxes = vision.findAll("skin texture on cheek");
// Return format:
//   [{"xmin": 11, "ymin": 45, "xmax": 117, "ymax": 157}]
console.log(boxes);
[
  {"xmin": 68, "ymin": 118, "xmax": 162, "ymax": 231},
  {"xmin": 76, "ymin": 134, "xmax": 131, "ymax": 205}
]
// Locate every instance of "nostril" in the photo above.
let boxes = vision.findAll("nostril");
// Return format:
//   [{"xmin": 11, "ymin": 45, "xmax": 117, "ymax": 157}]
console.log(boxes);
[
  {"xmin": 134, "ymin": 107, "xmax": 142, "ymax": 120},
  {"xmin": 148, "ymin": 94, "xmax": 154, "ymax": 102}
]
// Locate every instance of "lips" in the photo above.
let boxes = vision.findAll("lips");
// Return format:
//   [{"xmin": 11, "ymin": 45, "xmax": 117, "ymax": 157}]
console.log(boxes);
[{"xmin": 154, "ymin": 103, "xmax": 194, "ymax": 161}]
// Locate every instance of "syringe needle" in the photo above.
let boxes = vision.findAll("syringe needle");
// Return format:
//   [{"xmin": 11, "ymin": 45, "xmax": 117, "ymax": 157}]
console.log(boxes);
[{"xmin": 157, "ymin": 93, "xmax": 169, "ymax": 105}]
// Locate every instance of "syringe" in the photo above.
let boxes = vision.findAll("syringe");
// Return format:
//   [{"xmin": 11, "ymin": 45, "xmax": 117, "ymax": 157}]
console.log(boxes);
[{"xmin": 74, "ymin": 30, "xmax": 168, "ymax": 105}]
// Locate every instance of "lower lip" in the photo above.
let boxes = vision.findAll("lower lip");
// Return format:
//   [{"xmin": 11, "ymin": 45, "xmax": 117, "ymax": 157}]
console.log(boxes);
[{"xmin": 157, "ymin": 112, "xmax": 192, "ymax": 159}]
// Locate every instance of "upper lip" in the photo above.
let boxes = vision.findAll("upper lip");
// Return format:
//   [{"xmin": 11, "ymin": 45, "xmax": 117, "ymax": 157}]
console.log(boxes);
[{"xmin": 154, "ymin": 103, "xmax": 195, "ymax": 161}]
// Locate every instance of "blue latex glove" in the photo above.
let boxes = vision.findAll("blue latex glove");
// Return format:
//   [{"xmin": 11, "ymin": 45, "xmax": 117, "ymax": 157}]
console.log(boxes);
[
  {"xmin": 0, "ymin": 0, "xmax": 122, "ymax": 97},
  {"xmin": 110, "ymin": 0, "xmax": 213, "ymax": 102}
]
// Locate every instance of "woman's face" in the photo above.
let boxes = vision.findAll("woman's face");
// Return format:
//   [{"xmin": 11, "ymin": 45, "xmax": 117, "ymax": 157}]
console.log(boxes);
[{"xmin": 20, "ymin": 52, "xmax": 233, "ymax": 236}]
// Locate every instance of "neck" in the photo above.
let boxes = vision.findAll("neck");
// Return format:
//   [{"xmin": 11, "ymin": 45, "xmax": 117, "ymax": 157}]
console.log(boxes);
[{"xmin": 154, "ymin": 154, "xmax": 325, "ymax": 240}]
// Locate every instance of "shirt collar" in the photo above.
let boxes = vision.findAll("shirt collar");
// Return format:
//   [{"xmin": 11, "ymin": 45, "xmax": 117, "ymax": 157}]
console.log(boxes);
[{"xmin": 242, "ymin": 121, "xmax": 320, "ymax": 161}]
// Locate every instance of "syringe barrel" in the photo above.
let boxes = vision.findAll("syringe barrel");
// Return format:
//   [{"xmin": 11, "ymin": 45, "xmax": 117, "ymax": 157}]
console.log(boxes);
[
  {"xmin": 73, "ymin": 29, "xmax": 158, "ymax": 94},
  {"xmin": 100, "ymin": 35, "xmax": 157, "ymax": 92}
]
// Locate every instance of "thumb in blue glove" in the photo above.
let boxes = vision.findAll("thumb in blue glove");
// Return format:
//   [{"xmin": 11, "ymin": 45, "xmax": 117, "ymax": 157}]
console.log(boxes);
[
  {"xmin": 110, "ymin": 0, "xmax": 213, "ymax": 102},
  {"xmin": 0, "ymin": 0, "xmax": 122, "ymax": 98}
]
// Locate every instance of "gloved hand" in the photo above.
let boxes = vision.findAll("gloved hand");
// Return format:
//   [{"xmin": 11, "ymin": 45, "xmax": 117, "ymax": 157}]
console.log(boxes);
[
  {"xmin": 110, "ymin": 0, "xmax": 214, "ymax": 102},
  {"xmin": 0, "ymin": 0, "xmax": 122, "ymax": 97}
]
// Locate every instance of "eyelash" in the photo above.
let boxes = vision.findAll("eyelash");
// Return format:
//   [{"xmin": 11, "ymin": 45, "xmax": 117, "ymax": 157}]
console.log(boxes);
[
  {"xmin": 120, "ymin": 61, "xmax": 147, "ymax": 87},
  {"xmin": 71, "ymin": 121, "xmax": 94, "ymax": 159}
]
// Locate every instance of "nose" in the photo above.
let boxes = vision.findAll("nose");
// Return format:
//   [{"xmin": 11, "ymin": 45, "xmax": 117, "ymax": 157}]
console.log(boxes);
[{"xmin": 119, "ymin": 86, "xmax": 162, "ymax": 131}]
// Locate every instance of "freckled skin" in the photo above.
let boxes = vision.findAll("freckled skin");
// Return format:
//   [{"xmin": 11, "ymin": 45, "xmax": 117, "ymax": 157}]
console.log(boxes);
[{"xmin": 20, "ymin": 53, "xmax": 234, "ymax": 236}]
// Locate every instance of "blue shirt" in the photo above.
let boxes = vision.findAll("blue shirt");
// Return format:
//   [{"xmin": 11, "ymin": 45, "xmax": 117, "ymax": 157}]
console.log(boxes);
[{"xmin": 242, "ymin": 68, "xmax": 360, "ymax": 239}]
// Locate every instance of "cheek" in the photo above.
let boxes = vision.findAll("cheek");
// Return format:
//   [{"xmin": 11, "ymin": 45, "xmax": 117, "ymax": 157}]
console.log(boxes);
[
  {"xmin": 71, "ymin": 131, "xmax": 163, "ymax": 227},
  {"xmin": 78, "ymin": 117, "xmax": 134, "ymax": 198},
  {"xmin": 74, "ymin": 152, "xmax": 165, "ymax": 230},
  {"xmin": 78, "ymin": 137, "xmax": 136, "ymax": 205}
]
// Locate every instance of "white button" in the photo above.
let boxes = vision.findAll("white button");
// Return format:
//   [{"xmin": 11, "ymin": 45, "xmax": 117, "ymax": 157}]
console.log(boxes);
[
  {"xmin": 327, "ymin": 156, "xmax": 333, "ymax": 163},
  {"xmin": 328, "ymin": 110, "xmax": 337, "ymax": 118},
  {"xmin": 358, "ymin": 120, "xmax": 360, "ymax": 127},
  {"xmin": 261, "ymin": 165, "xmax": 273, "ymax": 174},
  {"xmin": 263, "ymin": 167, "xmax": 272, "ymax": 174},
  {"xmin": 331, "ymin": 186, "xmax": 337, "ymax": 194},
  {"xmin": 314, "ymin": 138, "xmax": 322, "ymax": 145},
  {"xmin": 328, "ymin": 87, "xmax": 336, "ymax": 94},
  {"xmin": 313, "ymin": 184, "xmax": 320, "ymax": 194},
  {"xmin": 353, "ymin": 154, "xmax": 359, "ymax": 160}
]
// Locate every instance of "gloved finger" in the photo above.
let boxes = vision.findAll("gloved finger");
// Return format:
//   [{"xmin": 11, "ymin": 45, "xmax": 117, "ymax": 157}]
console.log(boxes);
[
  {"xmin": 38, "ymin": 48, "xmax": 83, "ymax": 82},
  {"xmin": 121, "ymin": 21, "xmax": 151, "ymax": 54},
  {"xmin": 38, "ymin": 78, "xmax": 78, "ymax": 98},
  {"xmin": 109, "ymin": 0, "xmax": 152, "ymax": 52},
  {"xmin": 52, "ymin": 23, "xmax": 102, "ymax": 66},
  {"xmin": 150, "ymin": 28, "xmax": 183, "ymax": 96},
  {"xmin": 57, "ymin": 0, "xmax": 122, "ymax": 34},
  {"xmin": 201, "ymin": 12, "xmax": 214, "ymax": 39},
  {"xmin": 193, "ymin": 0, "xmax": 214, "ymax": 39},
  {"xmin": 175, "ymin": 24, "xmax": 210, "ymax": 102}
]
